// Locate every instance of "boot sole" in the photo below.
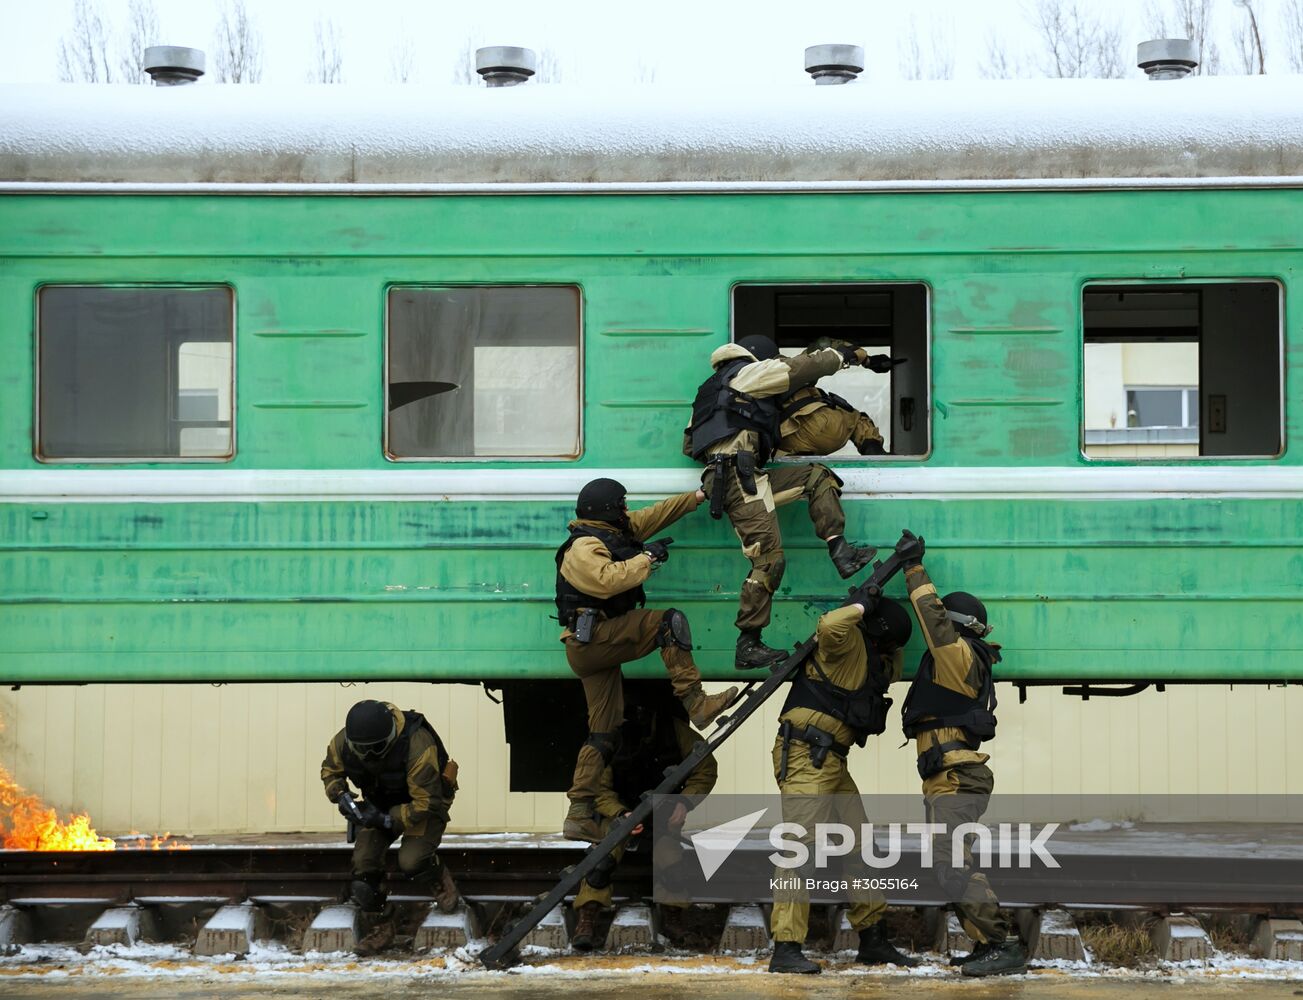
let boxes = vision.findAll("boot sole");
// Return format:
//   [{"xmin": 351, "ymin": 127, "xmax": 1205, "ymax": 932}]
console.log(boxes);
[
  {"xmin": 962, "ymin": 964, "xmax": 1027, "ymax": 977},
  {"xmin": 767, "ymin": 966, "xmax": 821, "ymax": 974}
]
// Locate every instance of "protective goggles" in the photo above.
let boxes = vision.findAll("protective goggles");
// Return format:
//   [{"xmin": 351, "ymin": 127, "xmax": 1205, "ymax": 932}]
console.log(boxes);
[{"xmin": 347, "ymin": 720, "xmax": 396, "ymax": 760}]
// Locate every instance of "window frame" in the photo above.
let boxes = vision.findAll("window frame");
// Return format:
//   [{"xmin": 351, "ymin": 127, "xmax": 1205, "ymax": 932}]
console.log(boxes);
[
  {"xmin": 382, "ymin": 282, "xmax": 586, "ymax": 463},
  {"xmin": 33, "ymin": 282, "xmax": 238, "ymax": 465},
  {"xmin": 1079, "ymin": 277, "xmax": 1285, "ymax": 463},
  {"xmin": 728, "ymin": 279, "xmax": 934, "ymax": 462}
]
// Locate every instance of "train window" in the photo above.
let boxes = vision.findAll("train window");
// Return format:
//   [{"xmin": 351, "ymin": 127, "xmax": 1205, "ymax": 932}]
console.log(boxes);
[
  {"xmin": 386, "ymin": 286, "xmax": 582, "ymax": 460},
  {"xmin": 732, "ymin": 283, "xmax": 930, "ymax": 458},
  {"xmin": 36, "ymin": 286, "xmax": 234, "ymax": 461},
  {"xmin": 1082, "ymin": 282, "xmax": 1282, "ymax": 459}
]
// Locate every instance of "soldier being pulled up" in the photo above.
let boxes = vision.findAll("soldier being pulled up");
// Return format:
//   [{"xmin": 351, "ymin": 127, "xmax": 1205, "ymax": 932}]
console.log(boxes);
[
  {"xmin": 897, "ymin": 532, "xmax": 1027, "ymax": 977},
  {"xmin": 685, "ymin": 334, "xmax": 884, "ymax": 670},
  {"xmin": 557, "ymin": 477, "xmax": 738, "ymax": 843},
  {"xmin": 569, "ymin": 683, "xmax": 718, "ymax": 952},
  {"xmin": 321, "ymin": 699, "xmax": 460, "ymax": 914},
  {"xmin": 768, "ymin": 584, "xmax": 920, "ymax": 974}
]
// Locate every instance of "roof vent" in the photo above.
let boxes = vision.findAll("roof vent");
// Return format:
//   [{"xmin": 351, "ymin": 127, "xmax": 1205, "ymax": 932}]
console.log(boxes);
[
  {"xmin": 143, "ymin": 46, "xmax": 205, "ymax": 86},
  {"xmin": 804, "ymin": 44, "xmax": 864, "ymax": 85},
  {"xmin": 475, "ymin": 46, "xmax": 536, "ymax": 87},
  {"xmin": 1137, "ymin": 38, "xmax": 1198, "ymax": 79}
]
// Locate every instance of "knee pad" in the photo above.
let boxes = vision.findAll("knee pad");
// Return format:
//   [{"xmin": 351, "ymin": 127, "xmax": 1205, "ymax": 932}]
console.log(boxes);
[
  {"xmin": 584, "ymin": 730, "xmax": 622, "ymax": 765},
  {"xmin": 350, "ymin": 877, "xmax": 388, "ymax": 912},
  {"xmin": 655, "ymin": 609, "xmax": 693, "ymax": 651},
  {"xmin": 586, "ymin": 851, "xmax": 620, "ymax": 890},
  {"xmin": 808, "ymin": 463, "xmax": 844, "ymax": 495}
]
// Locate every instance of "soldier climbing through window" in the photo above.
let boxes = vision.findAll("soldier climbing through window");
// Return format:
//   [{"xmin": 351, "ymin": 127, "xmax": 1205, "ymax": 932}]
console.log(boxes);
[
  {"xmin": 775, "ymin": 337, "xmax": 905, "ymax": 458},
  {"xmin": 897, "ymin": 532, "xmax": 1027, "ymax": 977},
  {"xmin": 557, "ymin": 477, "xmax": 738, "ymax": 843},
  {"xmin": 685, "ymin": 335, "xmax": 884, "ymax": 670}
]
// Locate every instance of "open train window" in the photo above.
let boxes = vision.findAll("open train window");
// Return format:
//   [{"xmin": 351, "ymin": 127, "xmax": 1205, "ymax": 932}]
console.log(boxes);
[
  {"xmin": 386, "ymin": 286, "xmax": 582, "ymax": 460},
  {"xmin": 1082, "ymin": 282, "xmax": 1282, "ymax": 459},
  {"xmin": 731, "ymin": 283, "xmax": 930, "ymax": 457},
  {"xmin": 36, "ymin": 285, "xmax": 234, "ymax": 461}
]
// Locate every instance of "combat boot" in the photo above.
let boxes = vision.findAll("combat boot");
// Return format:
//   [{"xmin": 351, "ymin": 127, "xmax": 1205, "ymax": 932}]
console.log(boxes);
[
  {"xmin": 828, "ymin": 537, "xmax": 878, "ymax": 579},
  {"xmin": 563, "ymin": 800, "xmax": 604, "ymax": 843},
  {"xmin": 855, "ymin": 921, "xmax": 921, "ymax": 967},
  {"xmin": 349, "ymin": 876, "xmax": 387, "ymax": 913},
  {"xmin": 768, "ymin": 940, "xmax": 821, "ymax": 974},
  {"xmin": 735, "ymin": 629, "xmax": 787, "ymax": 670},
  {"xmin": 949, "ymin": 940, "xmax": 995, "ymax": 966},
  {"xmin": 354, "ymin": 919, "xmax": 395, "ymax": 957},
  {"xmin": 570, "ymin": 901, "xmax": 602, "ymax": 952},
  {"xmin": 686, "ymin": 685, "xmax": 739, "ymax": 729},
  {"xmin": 961, "ymin": 937, "xmax": 1027, "ymax": 977},
  {"xmin": 434, "ymin": 863, "xmax": 460, "ymax": 913}
]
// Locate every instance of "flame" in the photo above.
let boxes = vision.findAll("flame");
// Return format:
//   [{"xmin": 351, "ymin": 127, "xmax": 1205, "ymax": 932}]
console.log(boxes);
[{"xmin": 0, "ymin": 762, "xmax": 187, "ymax": 851}]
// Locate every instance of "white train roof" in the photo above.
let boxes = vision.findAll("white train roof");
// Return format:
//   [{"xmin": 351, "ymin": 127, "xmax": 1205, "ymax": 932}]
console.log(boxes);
[{"xmin": 3, "ymin": 76, "xmax": 1303, "ymax": 189}]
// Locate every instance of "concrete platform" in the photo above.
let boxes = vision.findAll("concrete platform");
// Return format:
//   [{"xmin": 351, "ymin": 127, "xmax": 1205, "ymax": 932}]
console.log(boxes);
[
  {"xmin": 1151, "ymin": 913, "xmax": 1211, "ymax": 963},
  {"xmin": 1019, "ymin": 908, "xmax": 1088, "ymax": 962},
  {"xmin": 1252, "ymin": 917, "xmax": 1303, "ymax": 961},
  {"xmin": 522, "ymin": 906, "xmax": 568, "ymax": 950},
  {"xmin": 0, "ymin": 905, "xmax": 32, "ymax": 949},
  {"xmin": 605, "ymin": 904, "xmax": 662, "ymax": 952}
]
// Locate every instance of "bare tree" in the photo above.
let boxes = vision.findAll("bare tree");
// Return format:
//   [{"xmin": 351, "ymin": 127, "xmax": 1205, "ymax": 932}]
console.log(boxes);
[
  {"xmin": 535, "ymin": 47, "xmax": 565, "ymax": 84},
  {"xmin": 310, "ymin": 18, "xmax": 344, "ymax": 83},
  {"xmin": 978, "ymin": 33, "xmax": 1027, "ymax": 78},
  {"xmin": 1028, "ymin": 0, "xmax": 1127, "ymax": 78},
  {"xmin": 58, "ymin": 0, "xmax": 115, "ymax": 83},
  {"xmin": 116, "ymin": 0, "xmax": 159, "ymax": 83},
  {"xmin": 1145, "ymin": 0, "xmax": 1220, "ymax": 73},
  {"xmin": 1233, "ymin": 0, "xmax": 1269, "ymax": 72},
  {"xmin": 1285, "ymin": 0, "xmax": 1303, "ymax": 69},
  {"xmin": 898, "ymin": 15, "xmax": 956, "ymax": 80},
  {"xmin": 452, "ymin": 37, "xmax": 479, "ymax": 84},
  {"xmin": 389, "ymin": 36, "xmax": 417, "ymax": 83},
  {"xmin": 632, "ymin": 59, "xmax": 657, "ymax": 84},
  {"xmin": 213, "ymin": 0, "xmax": 263, "ymax": 83}
]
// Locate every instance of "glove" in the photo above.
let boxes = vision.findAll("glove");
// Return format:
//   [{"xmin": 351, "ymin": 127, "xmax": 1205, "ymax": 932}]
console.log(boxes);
[
  {"xmin": 837, "ymin": 346, "xmax": 869, "ymax": 367},
  {"xmin": 857, "ymin": 439, "xmax": 887, "ymax": 456},
  {"xmin": 644, "ymin": 539, "xmax": 672, "ymax": 564},
  {"xmin": 336, "ymin": 799, "xmax": 355, "ymax": 821},
  {"xmin": 894, "ymin": 530, "xmax": 925, "ymax": 567},
  {"xmin": 867, "ymin": 354, "xmax": 908, "ymax": 374},
  {"xmin": 358, "ymin": 801, "xmax": 392, "ymax": 831}
]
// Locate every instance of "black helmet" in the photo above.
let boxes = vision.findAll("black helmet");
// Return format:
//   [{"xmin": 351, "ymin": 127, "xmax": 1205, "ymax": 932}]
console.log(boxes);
[
  {"xmin": 345, "ymin": 700, "xmax": 397, "ymax": 760},
  {"xmin": 576, "ymin": 477, "xmax": 628, "ymax": 525},
  {"xmin": 860, "ymin": 596, "xmax": 913, "ymax": 651},
  {"xmin": 737, "ymin": 335, "xmax": 779, "ymax": 361},
  {"xmin": 942, "ymin": 592, "xmax": 991, "ymax": 636}
]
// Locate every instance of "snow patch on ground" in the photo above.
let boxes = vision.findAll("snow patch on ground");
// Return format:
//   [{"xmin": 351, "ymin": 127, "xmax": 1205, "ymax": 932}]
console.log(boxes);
[{"xmin": 1068, "ymin": 819, "xmax": 1137, "ymax": 832}]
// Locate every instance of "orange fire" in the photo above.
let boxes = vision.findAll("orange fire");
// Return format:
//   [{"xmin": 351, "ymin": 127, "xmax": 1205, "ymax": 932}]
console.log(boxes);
[{"xmin": 0, "ymin": 762, "xmax": 187, "ymax": 851}]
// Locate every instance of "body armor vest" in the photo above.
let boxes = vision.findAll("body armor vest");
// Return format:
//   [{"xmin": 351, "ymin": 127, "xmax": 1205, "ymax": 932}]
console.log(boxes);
[
  {"xmin": 781, "ymin": 642, "xmax": 893, "ymax": 747},
  {"xmin": 554, "ymin": 524, "xmax": 647, "ymax": 624},
  {"xmin": 900, "ymin": 639, "xmax": 1001, "ymax": 747},
  {"xmin": 686, "ymin": 357, "xmax": 782, "ymax": 463},
  {"xmin": 341, "ymin": 710, "xmax": 447, "ymax": 811},
  {"xmin": 779, "ymin": 386, "xmax": 857, "ymax": 424}
]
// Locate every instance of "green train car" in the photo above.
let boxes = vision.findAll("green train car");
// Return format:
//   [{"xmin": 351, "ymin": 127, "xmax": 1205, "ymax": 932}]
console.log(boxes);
[{"xmin": 2, "ymin": 75, "xmax": 1301, "ymax": 717}]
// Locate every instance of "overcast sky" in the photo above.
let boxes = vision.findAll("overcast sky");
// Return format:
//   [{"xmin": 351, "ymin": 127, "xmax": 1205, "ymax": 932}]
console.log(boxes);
[{"xmin": 1, "ymin": 0, "xmax": 1297, "ymax": 85}]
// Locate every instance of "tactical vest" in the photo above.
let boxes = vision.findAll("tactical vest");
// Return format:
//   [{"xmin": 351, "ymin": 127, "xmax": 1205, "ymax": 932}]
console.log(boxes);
[
  {"xmin": 554, "ymin": 524, "xmax": 647, "ymax": 624},
  {"xmin": 610, "ymin": 701, "xmax": 692, "ymax": 803},
  {"xmin": 781, "ymin": 641, "xmax": 893, "ymax": 747},
  {"xmin": 341, "ymin": 710, "xmax": 448, "ymax": 812},
  {"xmin": 779, "ymin": 386, "xmax": 857, "ymax": 425},
  {"xmin": 900, "ymin": 639, "xmax": 1001, "ymax": 747},
  {"xmin": 686, "ymin": 357, "xmax": 782, "ymax": 464}
]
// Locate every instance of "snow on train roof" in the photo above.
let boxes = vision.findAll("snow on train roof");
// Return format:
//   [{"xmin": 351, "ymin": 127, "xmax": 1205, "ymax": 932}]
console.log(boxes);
[{"xmin": 3, "ymin": 76, "xmax": 1303, "ymax": 188}]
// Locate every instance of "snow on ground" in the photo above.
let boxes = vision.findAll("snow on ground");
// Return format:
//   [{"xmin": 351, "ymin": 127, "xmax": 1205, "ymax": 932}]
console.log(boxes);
[{"xmin": 1, "ymin": 941, "xmax": 1300, "ymax": 984}]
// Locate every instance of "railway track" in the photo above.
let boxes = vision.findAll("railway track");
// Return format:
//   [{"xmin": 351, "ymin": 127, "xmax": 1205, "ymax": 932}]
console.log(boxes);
[{"xmin": 1, "ymin": 841, "xmax": 1301, "ymax": 964}]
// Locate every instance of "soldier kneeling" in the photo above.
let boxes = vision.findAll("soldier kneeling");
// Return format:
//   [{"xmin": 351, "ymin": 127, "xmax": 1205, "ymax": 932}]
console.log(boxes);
[{"xmin": 321, "ymin": 699, "xmax": 461, "ymax": 916}]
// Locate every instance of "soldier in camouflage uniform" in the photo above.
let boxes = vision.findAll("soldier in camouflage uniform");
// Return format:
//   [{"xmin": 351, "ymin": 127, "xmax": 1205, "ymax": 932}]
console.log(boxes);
[
  {"xmin": 321, "ymin": 699, "xmax": 460, "ymax": 914},
  {"xmin": 898, "ymin": 533, "xmax": 1027, "ymax": 977}
]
